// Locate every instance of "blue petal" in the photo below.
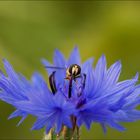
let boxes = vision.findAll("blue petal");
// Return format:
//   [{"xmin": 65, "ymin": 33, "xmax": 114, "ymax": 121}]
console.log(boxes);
[
  {"xmin": 108, "ymin": 121, "xmax": 126, "ymax": 131},
  {"xmin": 3, "ymin": 59, "xmax": 19, "ymax": 82},
  {"xmin": 63, "ymin": 116, "xmax": 72, "ymax": 128},
  {"xmin": 104, "ymin": 61, "xmax": 122, "ymax": 89},
  {"xmin": 92, "ymin": 55, "xmax": 107, "ymax": 95},
  {"xmin": 100, "ymin": 123, "xmax": 107, "ymax": 134},
  {"xmin": 8, "ymin": 109, "xmax": 26, "ymax": 119},
  {"xmin": 46, "ymin": 120, "xmax": 54, "ymax": 134},
  {"xmin": 68, "ymin": 47, "xmax": 81, "ymax": 65},
  {"xmin": 31, "ymin": 117, "xmax": 48, "ymax": 130},
  {"xmin": 17, "ymin": 115, "xmax": 27, "ymax": 126},
  {"xmin": 82, "ymin": 58, "xmax": 94, "ymax": 94},
  {"xmin": 41, "ymin": 58, "xmax": 53, "ymax": 75},
  {"xmin": 55, "ymin": 115, "xmax": 63, "ymax": 133},
  {"xmin": 53, "ymin": 49, "xmax": 66, "ymax": 67},
  {"xmin": 8, "ymin": 109, "xmax": 27, "ymax": 126}
]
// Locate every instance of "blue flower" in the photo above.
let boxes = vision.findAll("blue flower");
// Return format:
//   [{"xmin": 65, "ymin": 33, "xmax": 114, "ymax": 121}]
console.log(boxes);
[{"xmin": 0, "ymin": 47, "xmax": 140, "ymax": 134}]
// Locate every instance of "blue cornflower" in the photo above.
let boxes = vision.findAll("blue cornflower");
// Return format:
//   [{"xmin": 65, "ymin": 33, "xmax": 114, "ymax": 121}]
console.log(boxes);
[{"xmin": 0, "ymin": 47, "xmax": 140, "ymax": 135}]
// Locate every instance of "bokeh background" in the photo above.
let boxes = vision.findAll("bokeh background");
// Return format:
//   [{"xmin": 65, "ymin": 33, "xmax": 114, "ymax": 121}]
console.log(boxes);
[{"xmin": 0, "ymin": 1, "xmax": 140, "ymax": 139}]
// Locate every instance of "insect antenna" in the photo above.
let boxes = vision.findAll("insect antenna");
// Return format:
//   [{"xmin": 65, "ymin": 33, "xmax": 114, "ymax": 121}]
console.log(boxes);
[{"xmin": 44, "ymin": 66, "xmax": 66, "ymax": 70}]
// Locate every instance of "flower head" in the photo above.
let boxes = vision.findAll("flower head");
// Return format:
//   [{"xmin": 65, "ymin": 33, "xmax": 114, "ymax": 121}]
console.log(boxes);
[{"xmin": 0, "ymin": 47, "xmax": 140, "ymax": 134}]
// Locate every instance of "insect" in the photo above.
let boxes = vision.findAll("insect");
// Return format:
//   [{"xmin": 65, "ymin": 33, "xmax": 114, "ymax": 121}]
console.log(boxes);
[{"xmin": 45, "ymin": 64, "xmax": 86, "ymax": 98}]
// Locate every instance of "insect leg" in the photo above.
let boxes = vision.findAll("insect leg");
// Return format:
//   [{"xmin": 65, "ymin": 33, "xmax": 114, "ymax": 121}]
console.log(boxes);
[
  {"xmin": 76, "ymin": 73, "xmax": 86, "ymax": 97},
  {"xmin": 76, "ymin": 73, "xmax": 86, "ymax": 89},
  {"xmin": 68, "ymin": 78, "xmax": 73, "ymax": 98},
  {"xmin": 81, "ymin": 73, "xmax": 86, "ymax": 89},
  {"xmin": 49, "ymin": 71, "xmax": 57, "ymax": 94}
]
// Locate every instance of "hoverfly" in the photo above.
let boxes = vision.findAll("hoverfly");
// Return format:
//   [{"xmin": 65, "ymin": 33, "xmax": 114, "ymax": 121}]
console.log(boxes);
[{"xmin": 45, "ymin": 64, "xmax": 86, "ymax": 98}]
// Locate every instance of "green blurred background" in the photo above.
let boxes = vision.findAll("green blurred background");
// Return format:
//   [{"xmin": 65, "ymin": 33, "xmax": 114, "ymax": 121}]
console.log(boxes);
[{"xmin": 0, "ymin": 1, "xmax": 140, "ymax": 139}]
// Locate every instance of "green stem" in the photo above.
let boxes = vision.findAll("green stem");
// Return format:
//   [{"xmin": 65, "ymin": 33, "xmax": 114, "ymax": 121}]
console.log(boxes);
[
  {"xmin": 64, "ymin": 127, "xmax": 73, "ymax": 140},
  {"xmin": 43, "ymin": 129, "xmax": 57, "ymax": 140},
  {"xmin": 71, "ymin": 126, "xmax": 80, "ymax": 140},
  {"xmin": 43, "ymin": 126, "xmax": 80, "ymax": 140}
]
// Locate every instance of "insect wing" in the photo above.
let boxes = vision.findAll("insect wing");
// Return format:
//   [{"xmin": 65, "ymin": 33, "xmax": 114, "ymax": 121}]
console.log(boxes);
[{"xmin": 45, "ymin": 66, "xmax": 66, "ymax": 70}]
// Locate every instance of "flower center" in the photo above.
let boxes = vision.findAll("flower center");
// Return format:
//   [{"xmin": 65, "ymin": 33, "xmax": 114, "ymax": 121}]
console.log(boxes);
[{"xmin": 76, "ymin": 98, "xmax": 86, "ymax": 109}]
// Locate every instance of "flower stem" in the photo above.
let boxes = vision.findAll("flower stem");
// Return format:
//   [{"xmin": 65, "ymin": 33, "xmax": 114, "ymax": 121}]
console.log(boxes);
[
  {"xmin": 43, "ymin": 129, "xmax": 56, "ymax": 140},
  {"xmin": 64, "ymin": 127, "xmax": 73, "ymax": 140},
  {"xmin": 43, "ymin": 126, "xmax": 80, "ymax": 140}
]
